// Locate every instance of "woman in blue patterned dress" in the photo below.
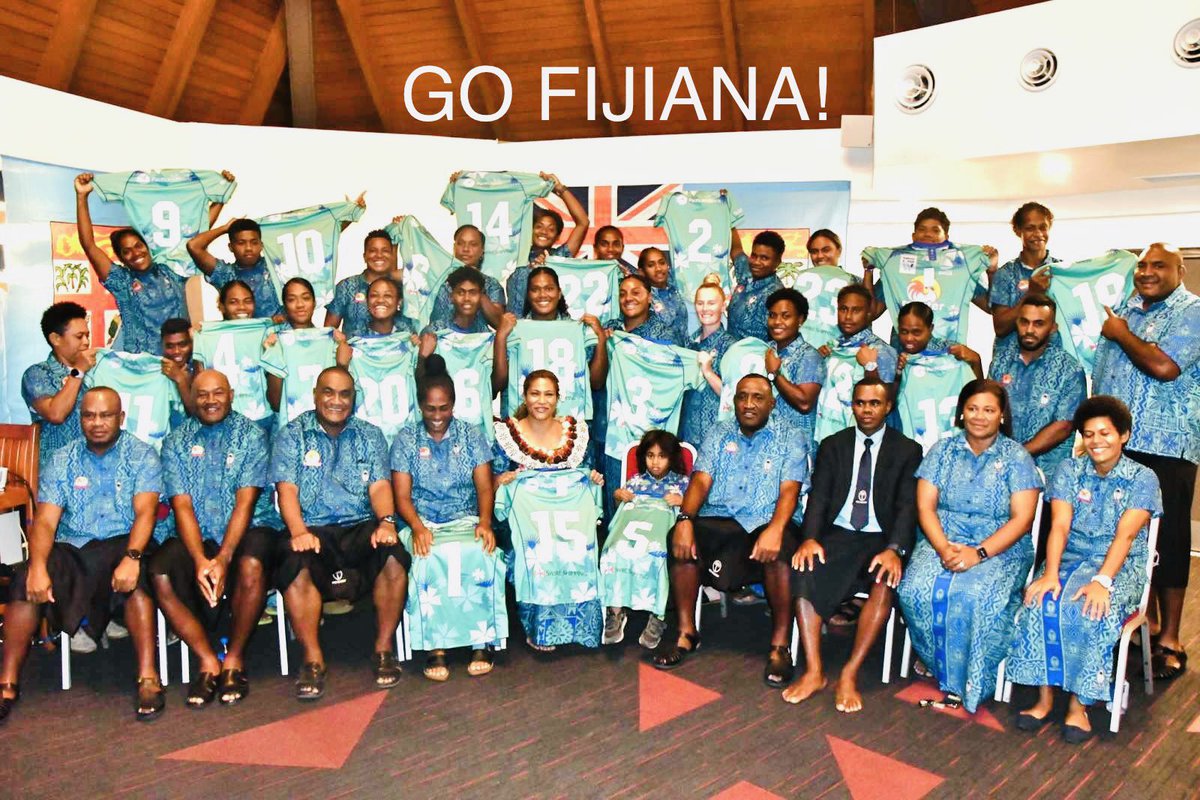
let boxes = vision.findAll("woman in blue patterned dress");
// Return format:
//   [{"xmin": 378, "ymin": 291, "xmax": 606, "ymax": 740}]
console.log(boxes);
[
  {"xmin": 494, "ymin": 370, "xmax": 604, "ymax": 651},
  {"xmin": 1007, "ymin": 396, "xmax": 1161, "ymax": 743},
  {"xmin": 680, "ymin": 276, "xmax": 735, "ymax": 447},
  {"xmin": 897, "ymin": 379, "xmax": 1043, "ymax": 712}
]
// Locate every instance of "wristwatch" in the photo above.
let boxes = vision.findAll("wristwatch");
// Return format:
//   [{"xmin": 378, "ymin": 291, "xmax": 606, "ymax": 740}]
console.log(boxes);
[
  {"xmin": 125, "ymin": 548, "xmax": 143, "ymax": 561},
  {"xmin": 676, "ymin": 513, "xmax": 693, "ymax": 522},
  {"xmin": 766, "ymin": 371, "xmax": 778, "ymax": 383},
  {"xmin": 68, "ymin": 367, "xmax": 84, "ymax": 380},
  {"xmin": 378, "ymin": 514, "xmax": 397, "ymax": 526},
  {"xmin": 975, "ymin": 546, "xmax": 989, "ymax": 562},
  {"xmin": 863, "ymin": 360, "xmax": 879, "ymax": 372},
  {"xmin": 886, "ymin": 543, "xmax": 908, "ymax": 558},
  {"xmin": 1090, "ymin": 574, "xmax": 1113, "ymax": 590}
]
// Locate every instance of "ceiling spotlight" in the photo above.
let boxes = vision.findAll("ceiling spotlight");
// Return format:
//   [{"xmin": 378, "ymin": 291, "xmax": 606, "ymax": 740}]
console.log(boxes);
[
  {"xmin": 1019, "ymin": 48, "xmax": 1059, "ymax": 91},
  {"xmin": 895, "ymin": 64, "xmax": 936, "ymax": 114}
]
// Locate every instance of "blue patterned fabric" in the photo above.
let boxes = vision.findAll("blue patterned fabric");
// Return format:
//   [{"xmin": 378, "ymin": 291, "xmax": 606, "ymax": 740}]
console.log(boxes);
[
  {"xmin": 625, "ymin": 471, "xmax": 689, "ymax": 498},
  {"xmin": 770, "ymin": 336, "xmax": 826, "ymax": 444},
  {"xmin": 325, "ymin": 272, "xmax": 416, "ymax": 338},
  {"xmin": 389, "ymin": 417, "xmax": 492, "ymax": 524},
  {"xmin": 427, "ymin": 273, "xmax": 506, "ymax": 333},
  {"xmin": 727, "ymin": 253, "xmax": 782, "ymax": 342},
  {"xmin": 695, "ymin": 417, "xmax": 810, "ymax": 531},
  {"xmin": 650, "ymin": 285, "xmax": 690, "ymax": 345},
  {"xmin": 206, "ymin": 259, "xmax": 282, "ymax": 320},
  {"xmin": 22, "ymin": 353, "xmax": 83, "ymax": 466},
  {"xmin": 988, "ymin": 339, "xmax": 1087, "ymax": 477},
  {"xmin": 897, "ymin": 432, "xmax": 1043, "ymax": 712},
  {"xmin": 1007, "ymin": 456, "xmax": 1161, "ymax": 703},
  {"xmin": 102, "ymin": 264, "xmax": 188, "ymax": 354},
  {"xmin": 680, "ymin": 327, "xmax": 736, "ymax": 446},
  {"xmin": 269, "ymin": 411, "xmax": 389, "ymax": 526},
  {"xmin": 602, "ymin": 313, "xmax": 687, "ymax": 348},
  {"xmin": 40, "ymin": 433, "xmax": 163, "ymax": 548},
  {"xmin": 1092, "ymin": 285, "xmax": 1200, "ymax": 463},
  {"xmin": 162, "ymin": 411, "xmax": 280, "ymax": 540},
  {"xmin": 988, "ymin": 254, "xmax": 1061, "ymax": 349}
]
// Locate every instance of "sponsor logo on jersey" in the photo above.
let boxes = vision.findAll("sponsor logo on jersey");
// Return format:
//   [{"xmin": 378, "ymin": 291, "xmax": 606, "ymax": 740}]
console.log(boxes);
[
  {"xmin": 899, "ymin": 254, "xmax": 918, "ymax": 275},
  {"xmin": 906, "ymin": 278, "xmax": 940, "ymax": 303}
]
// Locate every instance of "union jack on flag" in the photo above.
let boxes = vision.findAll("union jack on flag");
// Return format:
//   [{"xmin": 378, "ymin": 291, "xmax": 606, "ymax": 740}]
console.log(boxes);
[{"xmin": 537, "ymin": 184, "xmax": 678, "ymax": 258}]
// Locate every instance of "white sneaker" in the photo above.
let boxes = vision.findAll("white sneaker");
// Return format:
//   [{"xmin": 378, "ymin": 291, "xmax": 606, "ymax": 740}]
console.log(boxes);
[
  {"xmin": 602, "ymin": 607, "xmax": 627, "ymax": 645},
  {"xmin": 104, "ymin": 620, "xmax": 129, "ymax": 640},
  {"xmin": 639, "ymin": 615, "xmax": 667, "ymax": 649},
  {"xmin": 69, "ymin": 629, "xmax": 97, "ymax": 654}
]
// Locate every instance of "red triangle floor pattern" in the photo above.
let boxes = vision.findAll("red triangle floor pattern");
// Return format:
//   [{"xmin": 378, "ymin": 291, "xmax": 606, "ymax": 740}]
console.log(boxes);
[
  {"xmin": 709, "ymin": 780, "xmax": 786, "ymax": 799},
  {"xmin": 827, "ymin": 735, "xmax": 945, "ymax": 800},
  {"xmin": 894, "ymin": 681, "xmax": 1005, "ymax": 731},
  {"xmin": 638, "ymin": 662, "xmax": 722, "ymax": 732},
  {"xmin": 160, "ymin": 691, "xmax": 388, "ymax": 769}
]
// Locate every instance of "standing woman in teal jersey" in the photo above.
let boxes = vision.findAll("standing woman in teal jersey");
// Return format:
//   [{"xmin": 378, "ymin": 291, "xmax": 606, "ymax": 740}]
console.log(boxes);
[
  {"xmin": 680, "ymin": 276, "xmax": 735, "ymax": 447},
  {"xmin": 425, "ymin": 223, "xmax": 507, "ymax": 331},
  {"xmin": 324, "ymin": 225, "xmax": 410, "ymax": 337},
  {"xmin": 75, "ymin": 172, "xmax": 216, "ymax": 354},
  {"xmin": 263, "ymin": 278, "xmax": 350, "ymax": 418}
]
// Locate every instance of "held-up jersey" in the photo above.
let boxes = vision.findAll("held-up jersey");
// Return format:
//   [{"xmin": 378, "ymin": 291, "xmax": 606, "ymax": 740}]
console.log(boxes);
[
  {"xmin": 85, "ymin": 349, "xmax": 182, "ymax": 450},
  {"xmin": 542, "ymin": 256, "xmax": 622, "ymax": 321},
  {"xmin": 401, "ymin": 518, "xmax": 509, "ymax": 650},
  {"xmin": 863, "ymin": 242, "xmax": 988, "ymax": 343},
  {"xmin": 257, "ymin": 200, "xmax": 365, "ymax": 310},
  {"xmin": 260, "ymin": 326, "xmax": 339, "ymax": 427},
  {"xmin": 348, "ymin": 333, "xmax": 418, "ymax": 439},
  {"xmin": 792, "ymin": 265, "xmax": 858, "ymax": 348},
  {"xmin": 92, "ymin": 169, "xmax": 236, "ymax": 277},
  {"xmin": 386, "ymin": 216, "xmax": 455, "ymax": 329},
  {"xmin": 192, "ymin": 319, "xmax": 273, "ymax": 423},
  {"xmin": 599, "ymin": 497, "xmax": 675, "ymax": 617},
  {"xmin": 1046, "ymin": 250, "xmax": 1137, "ymax": 372},
  {"xmin": 605, "ymin": 330, "xmax": 704, "ymax": 460},
  {"xmin": 435, "ymin": 330, "xmax": 495, "ymax": 440},
  {"xmin": 440, "ymin": 171, "xmax": 554, "ymax": 283},
  {"xmin": 896, "ymin": 349, "xmax": 975, "ymax": 454},
  {"xmin": 505, "ymin": 320, "xmax": 596, "ymax": 420},
  {"xmin": 653, "ymin": 189, "xmax": 744, "ymax": 300},
  {"xmin": 495, "ymin": 469, "xmax": 602, "ymax": 607},
  {"xmin": 717, "ymin": 337, "xmax": 769, "ymax": 422}
]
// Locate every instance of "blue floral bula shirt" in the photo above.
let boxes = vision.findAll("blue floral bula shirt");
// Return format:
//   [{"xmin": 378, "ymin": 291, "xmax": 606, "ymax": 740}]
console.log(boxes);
[
  {"xmin": 695, "ymin": 416, "xmax": 810, "ymax": 531},
  {"xmin": 102, "ymin": 263, "xmax": 188, "ymax": 354},
  {"xmin": 327, "ymin": 272, "xmax": 418, "ymax": 338},
  {"xmin": 207, "ymin": 259, "xmax": 283, "ymax": 320},
  {"xmin": 727, "ymin": 253, "xmax": 782, "ymax": 342},
  {"xmin": 22, "ymin": 353, "xmax": 83, "ymax": 466},
  {"xmin": 390, "ymin": 417, "xmax": 492, "ymax": 524}
]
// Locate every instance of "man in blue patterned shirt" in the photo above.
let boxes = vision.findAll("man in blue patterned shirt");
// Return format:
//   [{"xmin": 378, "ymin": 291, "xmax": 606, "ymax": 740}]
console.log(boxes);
[
  {"xmin": 988, "ymin": 294, "xmax": 1086, "ymax": 483},
  {"xmin": 653, "ymin": 374, "xmax": 809, "ymax": 689},
  {"xmin": 990, "ymin": 203, "xmax": 1060, "ymax": 349},
  {"xmin": 1, "ymin": 388, "xmax": 165, "ymax": 724},
  {"xmin": 270, "ymin": 367, "xmax": 409, "ymax": 699},
  {"xmin": 187, "ymin": 218, "xmax": 284, "ymax": 321},
  {"xmin": 727, "ymin": 230, "xmax": 785, "ymax": 342},
  {"xmin": 149, "ymin": 370, "xmax": 281, "ymax": 707},
  {"xmin": 22, "ymin": 302, "xmax": 97, "ymax": 468},
  {"xmin": 1092, "ymin": 243, "xmax": 1200, "ymax": 681}
]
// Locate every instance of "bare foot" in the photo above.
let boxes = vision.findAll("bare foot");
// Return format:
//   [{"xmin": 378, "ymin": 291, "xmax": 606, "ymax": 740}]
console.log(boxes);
[
  {"xmin": 834, "ymin": 675, "xmax": 863, "ymax": 713},
  {"xmin": 781, "ymin": 671, "xmax": 827, "ymax": 704},
  {"xmin": 1064, "ymin": 697, "xmax": 1092, "ymax": 732}
]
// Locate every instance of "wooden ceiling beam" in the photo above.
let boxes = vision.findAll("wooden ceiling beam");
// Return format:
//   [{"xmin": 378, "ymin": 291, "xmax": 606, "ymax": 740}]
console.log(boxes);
[
  {"xmin": 716, "ymin": 0, "xmax": 745, "ymax": 132},
  {"xmin": 581, "ymin": 0, "xmax": 622, "ymax": 137},
  {"xmin": 333, "ymin": 0, "xmax": 406, "ymax": 132},
  {"xmin": 36, "ymin": 0, "xmax": 100, "ymax": 90},
  {"xmin": 912, "ymin": 0, "xmax": 976, "ymax": 26},
  {"xmin": 284, "ymin": 0, "xmax": 317, "ymax": 128},
  {"xmin": 238, "ymin": 4, "xmax": 288, "ymax": 125},
  {"xmin": 450, "ymin": 0, "xmax": 507, "ymax": 141},
  {"xmin": 145, "ymin": 0, "xmax": 220, "ymax": 117}
]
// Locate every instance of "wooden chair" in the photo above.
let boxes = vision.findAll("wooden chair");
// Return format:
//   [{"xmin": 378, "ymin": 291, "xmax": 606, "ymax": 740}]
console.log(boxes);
[{"xmin": 0, "ymin": 423, "xmax": 39, "ymax": 529}]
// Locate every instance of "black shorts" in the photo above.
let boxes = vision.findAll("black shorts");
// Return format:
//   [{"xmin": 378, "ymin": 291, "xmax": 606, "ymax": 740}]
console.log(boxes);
[
  {"xmin": 147, "ymin": 527, "xmax": 279, "ymax": 624},
  {"xmin": 9, "ymin": 535, "xmax": 157, "ymax": 637},
  {"xmin": 671, "ymin": 516, "xmax": 800, "ymax": 591},
  {"xmin": 1125, "ymin": 450, "xmax": 1198, "ymax": 589},
  {"xmin": 273, "ymin": 519, "xmax": 411, "ymax": 601},
  {"xmin": 790, "ymin": 527, "xmax": 889, "ymax": 620}
]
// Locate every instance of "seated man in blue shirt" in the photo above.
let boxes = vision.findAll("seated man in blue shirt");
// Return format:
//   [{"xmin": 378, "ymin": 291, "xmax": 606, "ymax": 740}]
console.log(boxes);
[
  {"xmin": 22, "ymin": 302, "xmax": 97, "ymax": 469},
  {"xmin": 653, "ymin": 374, "xmax": 809, "ymax": 689},
  {"xmin": 1, "ymin": 388, "xmax": 165, "ymax": 724},
  {"xmin": 149, "ymin": 370, "xmax": 281, "ymax": 707},
  {"xmin": 271, "ymin": 367, "xmax": 409, "ymax": 700}
]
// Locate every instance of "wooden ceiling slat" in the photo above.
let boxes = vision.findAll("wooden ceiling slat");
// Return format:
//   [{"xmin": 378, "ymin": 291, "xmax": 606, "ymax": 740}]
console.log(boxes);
[
  {"xmin": 333, "ymin": 0, "xmax": 407, "ymax": 132},
  {"xmin": 580, "ymin": 0, "xmax": 622, "ymax": 137},
  {"xmin": 238, "ymin": 2, "xmax": 288, "ymax": 125},
  {"xmin": 450, "ymin": 0, "xmax": 507, "ymax": 140},
  {"xmin": 145, "ymin": 0, "xmax": 220, "ymax": 117},
  {"xmin": 88, "ymin": 15, "xmax": 172, "ymax": 53},
  {"xmin": 285, "ymin": 0, "xmax": 319, "ymax": 127}
]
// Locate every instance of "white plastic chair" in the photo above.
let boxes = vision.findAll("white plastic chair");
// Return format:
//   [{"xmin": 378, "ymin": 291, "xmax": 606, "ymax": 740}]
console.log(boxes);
[{"xmin": 162, "ymin": 589, "xmax": 291, "ymax": 684}]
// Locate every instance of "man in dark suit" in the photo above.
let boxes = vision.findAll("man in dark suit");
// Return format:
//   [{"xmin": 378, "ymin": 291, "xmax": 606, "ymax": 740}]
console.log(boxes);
[{"xmin": 782, "ymin": 376, "xmax": 922, "ymax": 712}]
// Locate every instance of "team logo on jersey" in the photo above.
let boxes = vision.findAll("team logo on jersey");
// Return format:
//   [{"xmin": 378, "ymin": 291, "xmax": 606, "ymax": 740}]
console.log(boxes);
[
  {"xmin": 1001, "ymin": 374, "xmax": 1013, "ymax": 386},
  {"xmin": 73, "ymin": 475, "xmax": 90, "ymax": 490},
  {"xmin": 911, "ymin": 365, "xmax": 927, "ymax": 378},
  {"xmin": 1078, "ymin": 488, "xmax": 1092, "ymax": 503},
  {"xmin": 899, "ymin": 254, "xmax": 919, "ymax": 275},
  {"xmin": 303, "ymin": 449, "xmax": 322, "ymax": 467},
  {"xmin": 131, "ymin": 280, "xmax": 143, "ymax": 293},
  {"xmin": 906, "ymin": 278, "xmax": 940, "ymax": 304},
  {"xmin": 418, "ymin": 446, "xmax": 432, "ymax": 459},
  {"xmin": 281, "ymin": 331, "xmax": 296, "ymax": 346},
  {"xmin": 709, "ymin": 559, "xmax": 723, "ymax": 578},
  {"xmin": 190, "ymin": 444, "xmax": 205, "ymax": 458}
]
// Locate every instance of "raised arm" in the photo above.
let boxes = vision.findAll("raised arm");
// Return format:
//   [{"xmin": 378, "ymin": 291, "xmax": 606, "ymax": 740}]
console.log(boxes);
[
  {"xmin": 541, "ymin": 172, "xmax": 589, "ymax": 255},
  {"xmin": 207, "ymin": 170, "xmax": 237, "ymax": 226},
  {"xmin": 186, "ymin": 220, "xmax": 232, "ymax": 276},
  {"xmin": 1100, "ymin": 307, "xmax": 1182, "ymax": 381},
  {"xmin": 582, "ymin": 315, "xmax": 609, "ymax": 391},
  {"xmin": 75, "ymin": 173, "xmax": 114, "ymax": 282},
  {"xmin": 491, "ymin": 313, "xmax": 516, "ymax": 395}
]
